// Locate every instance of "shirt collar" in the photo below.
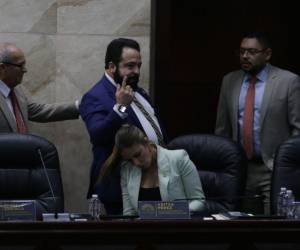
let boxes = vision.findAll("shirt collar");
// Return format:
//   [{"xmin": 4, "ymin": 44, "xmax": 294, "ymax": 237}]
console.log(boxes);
[
  {"xmin": 105, "ymin": 71, "xmax": 117, "ymax": 87},
  {"xmin": 0, "ymin": 80, "xmax": 11, "ymax": 98},
  {"xmin": 245, "ymin": 64, "xmax": 270, "ymax": 83}
]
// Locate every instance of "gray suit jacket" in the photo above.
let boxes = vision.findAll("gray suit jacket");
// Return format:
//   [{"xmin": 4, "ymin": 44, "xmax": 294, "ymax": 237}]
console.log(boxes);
[
  {"xmin": 0, "ymin": 85, "xmax": 79, "ymax": 132},
  {"xmin": 121, "ymin": 145, "xmax": 205, "ymax": 216},
  {"xmin": 215, "ymin": 64, "xmax": 300, "ymax": 169}
]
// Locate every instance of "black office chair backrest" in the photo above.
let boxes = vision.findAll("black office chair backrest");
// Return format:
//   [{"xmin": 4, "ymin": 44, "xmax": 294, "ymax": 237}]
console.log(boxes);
[
  {"xmin": 0, "ymin": 133, "xmax": 64, "ymax": 218},
  {"xmin": 271, "ymin": 135, "xmax": 300, "ymax": 214},
  {"xmin": 168, "ymin": 134, "xmax": 247, "ymax": 214}
]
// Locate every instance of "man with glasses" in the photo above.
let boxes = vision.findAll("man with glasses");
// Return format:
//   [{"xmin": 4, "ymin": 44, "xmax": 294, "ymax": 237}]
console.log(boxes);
[
  {"xmin": 215, "ymin": 32, "xmax": 300, "ymax": 215},
  {"xmin": 0, "ymin": 42, "xmax": 79, "ymax": 133}
]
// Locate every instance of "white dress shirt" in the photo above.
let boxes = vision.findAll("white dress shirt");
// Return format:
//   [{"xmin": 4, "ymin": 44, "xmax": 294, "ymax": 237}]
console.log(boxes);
[{"xmin": 105, "ymin": 72, "xmax": 162, "ymax": 144}]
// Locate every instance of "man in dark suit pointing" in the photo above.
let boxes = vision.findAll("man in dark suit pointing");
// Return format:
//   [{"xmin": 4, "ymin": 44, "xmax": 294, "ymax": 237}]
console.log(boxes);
[{"xmin": 80, "ymin": 38, "xmax": 167, "ymax": 214}]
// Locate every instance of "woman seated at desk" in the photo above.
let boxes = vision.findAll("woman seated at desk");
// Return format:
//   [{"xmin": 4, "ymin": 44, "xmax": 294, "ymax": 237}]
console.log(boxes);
[{"xmin": 98, "ymin": 124, "xmax": 205, "ymax": 216}]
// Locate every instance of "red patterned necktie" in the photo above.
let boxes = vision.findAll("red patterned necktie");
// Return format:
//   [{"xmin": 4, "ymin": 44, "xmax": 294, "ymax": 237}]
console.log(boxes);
[
  {"xmin": 242, "ymin": 76, "xmax": 256, "ymax": 159},
  {"xmin": 10, "ymin": 89, "xmax": 27, "ymax": 133}
]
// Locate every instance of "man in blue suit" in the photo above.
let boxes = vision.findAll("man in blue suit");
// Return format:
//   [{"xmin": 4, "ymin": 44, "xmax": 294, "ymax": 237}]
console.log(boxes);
[{"xmin": 80, "ymin": 38, "xmax": 167, "ymax": 214}]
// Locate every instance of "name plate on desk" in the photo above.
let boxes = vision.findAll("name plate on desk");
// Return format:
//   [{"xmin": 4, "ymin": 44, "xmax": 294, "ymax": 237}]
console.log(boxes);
[
  {"xmin": 138, "ymin": 201, "xmax": 190, "ymax": 220},
  {"xmin": 0, "ymin": 200, "xmax": 36, "ymax": 221}
]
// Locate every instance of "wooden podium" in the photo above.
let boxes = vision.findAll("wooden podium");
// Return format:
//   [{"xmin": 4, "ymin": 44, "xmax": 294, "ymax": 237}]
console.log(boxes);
[{"xmin": 0, "ymin": 219, "xmax": 300, "ymax": 249}]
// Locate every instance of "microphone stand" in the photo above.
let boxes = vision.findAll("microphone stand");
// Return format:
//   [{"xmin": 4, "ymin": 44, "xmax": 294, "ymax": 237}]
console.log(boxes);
[{"xmin": 37, "ymin": 148, "xmax": 69, "ymax": 222}]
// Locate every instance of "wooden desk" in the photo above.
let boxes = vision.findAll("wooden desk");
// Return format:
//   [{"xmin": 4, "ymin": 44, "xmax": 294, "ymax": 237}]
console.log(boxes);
[{"xmin": 0, "ymin": 219, "xmax": 300, "ymax": 248}]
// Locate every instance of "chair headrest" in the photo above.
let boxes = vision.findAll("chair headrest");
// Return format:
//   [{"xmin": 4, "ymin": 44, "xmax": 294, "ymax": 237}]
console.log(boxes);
[
  {"xmin": 168, "ymin": 134, "xmax": 246, "ymax": 171},
  {"xmin": 0, "ymin": 133, "xmax": 58, "ymax": 168}
]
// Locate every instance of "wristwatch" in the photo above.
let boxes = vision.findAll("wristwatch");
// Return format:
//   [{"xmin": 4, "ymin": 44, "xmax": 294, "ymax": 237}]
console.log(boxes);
[{"xmin": 118, "ymin": 104, "xmax": 127, "ymax": 114}]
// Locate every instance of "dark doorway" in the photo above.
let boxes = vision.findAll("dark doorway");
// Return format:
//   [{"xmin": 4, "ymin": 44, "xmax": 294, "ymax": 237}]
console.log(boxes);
[{"xmin": 151, "ymin": 0, "xmax": 299, "ymax": 140}]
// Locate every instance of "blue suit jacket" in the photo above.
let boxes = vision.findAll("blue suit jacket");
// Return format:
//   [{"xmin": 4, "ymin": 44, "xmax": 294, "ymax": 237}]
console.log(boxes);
[{"xmin": 79, "ymin": 74, "xmax": 167, "ymax": 214}]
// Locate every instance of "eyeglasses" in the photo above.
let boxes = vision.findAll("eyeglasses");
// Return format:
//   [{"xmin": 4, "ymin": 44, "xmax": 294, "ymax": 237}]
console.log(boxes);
[
  {"xmin": 1, "ymin": 61, "xmax": 26, "ymax": 69},
  {"xmin": 239, "ymin": 48, "xmax": 266, "ymax": 56}
]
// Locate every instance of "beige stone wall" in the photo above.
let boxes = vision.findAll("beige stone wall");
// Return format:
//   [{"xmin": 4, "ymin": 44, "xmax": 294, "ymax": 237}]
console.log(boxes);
[{"xmin": 0, "ymin": 0, "xmax": 151, "ymax": 213}]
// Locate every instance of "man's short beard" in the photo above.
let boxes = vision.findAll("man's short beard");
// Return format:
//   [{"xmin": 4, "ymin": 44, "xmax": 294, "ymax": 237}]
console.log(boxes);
[{"xmin": 114, "ymin": 66, "xmax": 139, "ymax": 91}]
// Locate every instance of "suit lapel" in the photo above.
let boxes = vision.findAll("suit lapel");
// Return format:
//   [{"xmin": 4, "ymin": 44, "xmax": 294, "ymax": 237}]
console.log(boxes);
[
  {"xmin": 0, "ymin": 93, "xmax": 17, "ymax": 132},
  {"xmin": 260, "ymin": 66, "xmax": 277, "ymax": 128},
  {"xmin": 157, "ymin": 146, "xmax": 170, "ymax": 201},
  {"xmin": 127, "ymin": 106, "xmax": 143, "ymax": 127},
  {"xmin": 231, "ymin": 72, "xmax": 244, "ymax": 140},
  {"xmin": 124, "ymin": 165, "xmax": 141, "ymax": 211}
]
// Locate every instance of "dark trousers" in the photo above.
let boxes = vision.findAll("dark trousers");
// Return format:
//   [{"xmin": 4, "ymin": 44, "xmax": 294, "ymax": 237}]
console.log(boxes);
[{"xmin": 241, "ymin": 159, "xmax": 272, "ymax": 215}]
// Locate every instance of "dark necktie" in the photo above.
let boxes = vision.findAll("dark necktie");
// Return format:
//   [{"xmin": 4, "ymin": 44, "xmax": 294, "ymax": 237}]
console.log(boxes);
[
  {"xmin": 133, "ymin": 97, "xmax": 165, "ymax": 146},
  {"xmin": 242, "ymin": 76, "xmax": 256, "ymax": 159},
  {"xmin": 10, "ymin": 89, "xmax": 27, "ymax": 133}
]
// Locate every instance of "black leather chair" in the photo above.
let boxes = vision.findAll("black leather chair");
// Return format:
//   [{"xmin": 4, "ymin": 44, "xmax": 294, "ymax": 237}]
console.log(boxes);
[
  {"xmin": 0, "ymin": 133, "xmax": 64, "ymax": 219},
  {"xmin": 271, "ymin": 135, "xmax": 300, "ymax": 215},
  {"xmin": 168, "ymin": 134, "xmax": 247, "ymax": 215}
]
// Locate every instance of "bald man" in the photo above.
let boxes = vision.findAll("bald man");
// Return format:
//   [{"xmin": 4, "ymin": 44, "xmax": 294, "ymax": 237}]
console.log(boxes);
[{"xmin": 0, "ymin": 43, "xmax": 79, "ymax": 133}]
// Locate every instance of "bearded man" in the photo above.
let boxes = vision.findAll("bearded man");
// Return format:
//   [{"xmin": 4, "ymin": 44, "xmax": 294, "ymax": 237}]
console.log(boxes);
[{"xmin": 80, "ymin": 38, "xmax": 167, "ymax": 215}]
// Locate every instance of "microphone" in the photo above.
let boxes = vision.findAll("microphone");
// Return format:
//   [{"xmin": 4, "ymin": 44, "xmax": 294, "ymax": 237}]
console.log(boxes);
[{"xmin": 37, "ymin": 148, "xmax": 58, "ymax": 219}]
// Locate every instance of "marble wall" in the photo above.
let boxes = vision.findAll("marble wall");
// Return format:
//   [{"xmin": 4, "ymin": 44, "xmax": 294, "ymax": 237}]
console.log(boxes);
[{"xmin": 0, "ymin": 0, "xmax": 151, "ymax": 213}]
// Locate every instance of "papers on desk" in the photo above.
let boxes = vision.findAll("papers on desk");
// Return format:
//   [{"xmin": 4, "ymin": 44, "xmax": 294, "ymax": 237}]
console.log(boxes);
[
  {"xmin": 211, "ymin": 214, "xmax": 231, "ymax": 220},
  {"xmin": 43, "ymin": 213, "xmax": 70, "ymax": 222},
  {"xmin": 212, "ymin": 211, "xmax": 287, "ymax": 220},
  {"xmin": 212, "ymin": 211, "xmax": 253, "ymax": 220},
  {"xmin": 43, "ymin": 213, "xmax": 94, "ymax": 222}
]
